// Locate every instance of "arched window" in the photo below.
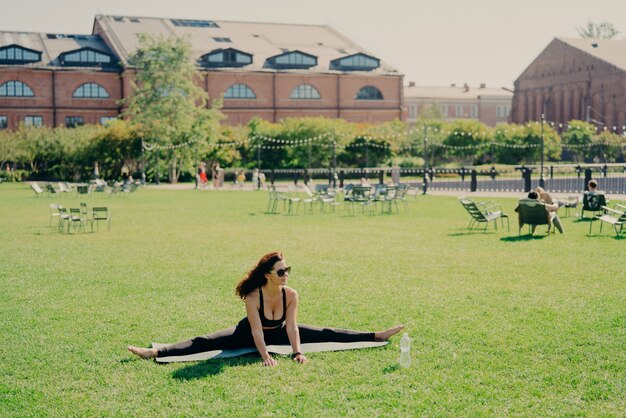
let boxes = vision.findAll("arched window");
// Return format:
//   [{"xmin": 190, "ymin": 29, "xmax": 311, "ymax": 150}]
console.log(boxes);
[
  {"xmin": 224, "ymin": 84, "xmax": 256, "ymax": 99},
  {"xmin": 0, "ymin": 80, "xmax": 34, "ymax": 97},
  {"xmin": 355, "ymin": 86, "xmax": 383, "ymax": 100},
  {"xmin": 73, "ymin": 83, "xmax": 110, "ymax": 99},
  {"xmin": 290, "ymin": 84, "xmax": 320, "ymax": 99}
]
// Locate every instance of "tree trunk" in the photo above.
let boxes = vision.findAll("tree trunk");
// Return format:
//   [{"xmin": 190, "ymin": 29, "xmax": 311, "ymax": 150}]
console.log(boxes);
[{"xmin": 169, "ymin": 156, "xmax": 179, "ymax": 183}]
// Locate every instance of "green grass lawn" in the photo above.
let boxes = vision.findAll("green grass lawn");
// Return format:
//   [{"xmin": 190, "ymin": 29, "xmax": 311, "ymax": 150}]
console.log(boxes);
[{"xmin": 0, "ymin": 183, "xmax": 624, "ymax": 416}]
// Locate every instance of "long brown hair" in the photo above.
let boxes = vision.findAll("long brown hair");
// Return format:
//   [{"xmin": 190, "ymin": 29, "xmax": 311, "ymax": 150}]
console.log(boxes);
[{"xmin": 235, "ymin": 251, "xmax": 283, "ymax": 299}]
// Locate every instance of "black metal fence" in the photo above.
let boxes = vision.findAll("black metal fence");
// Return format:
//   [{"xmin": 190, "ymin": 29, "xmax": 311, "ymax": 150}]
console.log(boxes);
[{"xmin": 223, "ymin": 164, "xmax": 626, "ymax": 194}]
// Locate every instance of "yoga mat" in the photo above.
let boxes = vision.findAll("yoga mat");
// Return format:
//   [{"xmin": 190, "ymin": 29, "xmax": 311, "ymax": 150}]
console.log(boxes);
[{"xmin": 153, "ymin": 341, "xmax": 388, "ymax": 363}]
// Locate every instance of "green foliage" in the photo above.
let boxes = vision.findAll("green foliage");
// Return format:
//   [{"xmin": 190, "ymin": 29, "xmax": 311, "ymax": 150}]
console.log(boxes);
[
  {"xmin": 253, "ymin": 117, "xmax": 355, "ymax": 169},
  {"xmin": 0, "ymin": 184, "xmax": 624, "ymax": 415},
  {"xmin": 592, "ymin": 130, "xmax": 625, "ymax": 163},
  {"xmin": 562, "ymin": 120, "xmax": 595, "ymax": 162},
  {"xmin": 123, "ymin": 34, "xmax": 224, "ymax": 182},
  {"xmin": 0, "ymin": 116, "xmax": 624, "ymax": 180},
  {"xmin": 492, "ymin": 122, "xmax": 561, "ymax": 165},
  {"xmin": 493, "ymin": 123, "xmax": 530, "ymax": 165},
  {"xmin": 418, "ymin": 102, "xmax": 444, "ymax": 120},
  {"xmin": 577, "ymin": 20, "xmax": 620, "ymax": 39},
  {"xmin": 89, "ymin": 119, "xmax": 142, "ymax": 179},
  {"xmin": 442, "ymin": 120, "xmax": 492, "ymax": 165},
  {"xmin": 0, "ymin": 128, "xmax": 18, "ymax": 169}
]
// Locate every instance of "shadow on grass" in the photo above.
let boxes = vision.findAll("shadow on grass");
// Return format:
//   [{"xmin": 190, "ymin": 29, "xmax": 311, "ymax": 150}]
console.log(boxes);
[
  {"xmin": 447, "ymin": 228, "xmax": 500, "ymax": 237},
  {"xmin": 171, "ymin": 355, "xmax": 259, "ymax": 380},
  {"xmin": 586, "ymin": 233, "xmax": 625, "ymax": 240},
  {"xmin": 500, "ymin": 234, "xmax": 548, "ymax": 242}
]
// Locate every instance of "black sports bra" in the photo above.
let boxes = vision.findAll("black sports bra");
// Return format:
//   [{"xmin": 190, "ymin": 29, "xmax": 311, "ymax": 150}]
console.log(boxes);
[{"xmin": 259, "ymin": 288, "xmax": 286, "ymax": 328}]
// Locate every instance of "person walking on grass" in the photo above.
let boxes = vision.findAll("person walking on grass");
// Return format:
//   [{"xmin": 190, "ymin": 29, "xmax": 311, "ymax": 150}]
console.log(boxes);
[{"xmin": 128, "ymin": 251, "xmax": 403, "ymax": 366}]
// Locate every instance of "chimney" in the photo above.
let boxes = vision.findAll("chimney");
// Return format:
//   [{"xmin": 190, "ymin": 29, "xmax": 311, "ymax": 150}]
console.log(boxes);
[
  {"xmin": 408, "ymin": 81, "xmax": 415, "ymax": 87},
  {"xmin": 463, "ymin": 83, "xmax": 469, "ymax": 92},
  {"xmin": 479, "ymin": 83, "xmax": 486, "ymax": 89}
]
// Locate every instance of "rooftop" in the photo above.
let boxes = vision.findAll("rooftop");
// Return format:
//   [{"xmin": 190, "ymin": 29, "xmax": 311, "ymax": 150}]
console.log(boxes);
[
  {"xmin": 93, "ymin": 14, "xmax": 401, "ymax": 75},
  {"xmin": 0, "ymin": 31, "xmax": 117, "ymax": 70},
  {"xmin": 557, "ymin": 36, "xmax": 626, "ymax": 72},
  {"xmin": 404, "ymin": 84, "xmax": 513, "ymax": 100}
]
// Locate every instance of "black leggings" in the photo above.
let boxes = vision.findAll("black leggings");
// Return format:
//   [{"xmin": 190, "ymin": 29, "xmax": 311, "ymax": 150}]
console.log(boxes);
[{"xmin": 156, "ymin": 318, "xmax": 375, "ymax": 357}]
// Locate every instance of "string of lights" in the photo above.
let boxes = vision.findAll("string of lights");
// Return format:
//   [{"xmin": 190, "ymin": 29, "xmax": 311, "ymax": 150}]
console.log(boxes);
[{"xmin": 143, "ymin": 123, "xmax": 626, "ymax": 152}]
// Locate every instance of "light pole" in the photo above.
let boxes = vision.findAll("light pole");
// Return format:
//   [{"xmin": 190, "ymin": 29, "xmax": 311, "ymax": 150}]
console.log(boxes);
[
  {"xmin": 332, "ymin": 139, "xmax": 337, "ymax": 173},
  {"xmin": 539, "ymin": 113, "xmax": 546, "ymax": 188},
  {"xmin": 422, "ymin": 123, "xmax": 428, "ymax": 194},
  {"xmin": 154, "ymin": 146, "xmax": 160, "ymax": 185}
]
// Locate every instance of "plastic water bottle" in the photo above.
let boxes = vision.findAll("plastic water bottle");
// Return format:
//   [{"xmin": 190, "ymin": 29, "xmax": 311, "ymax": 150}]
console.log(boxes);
[{"xmin": 399, "ymin": 333, "xmax": 411, "ymax": 368}]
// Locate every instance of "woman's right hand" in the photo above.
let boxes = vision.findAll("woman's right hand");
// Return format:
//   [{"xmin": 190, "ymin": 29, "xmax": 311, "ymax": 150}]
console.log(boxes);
[{"xmin": 262, "ymin": 356, "xmax": 277, "ymax": 367}]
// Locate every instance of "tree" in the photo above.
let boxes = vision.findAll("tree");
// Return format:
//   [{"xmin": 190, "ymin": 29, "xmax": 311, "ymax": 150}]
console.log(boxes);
[
  {"xmin": 418, "ymin": 103, "xmax": 444, "ymax": 120},
  {"xmin": 561, "ymin": 120, "xmax": 594, "ymax": 162},
  {"xmin": 123, "ymin": 34, "xmax": 224, "ymax": 183},
  {"xmin": 0, "ymin": 129, "xmax": 18, "ymax": 171},
  {"xmin": 89, "ymin": 119, "xmax": 142, "ymax": 180},
  {"xmin": 592, "ymin": 130, "xmax": 625, "ymax": 163},
  {"xmin": 577, "ymin": 21, "xmax": 620, "ymax": 39},
  {"xmin": 441, "ymin": 120, "xmax": 491, "ymax": 165}
]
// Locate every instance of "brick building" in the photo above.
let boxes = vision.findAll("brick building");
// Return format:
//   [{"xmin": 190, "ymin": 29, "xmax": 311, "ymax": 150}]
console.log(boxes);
[
  {"xmin": 404, "ymin": 82, "xmax": 512, "ymax": 127},
  {"xmin": 0, "ymin": 14, "xmax": 404, "ymax": 130},
  {"xmin": 511, "ymin": 37, "xmax": 626, "ymax": 133}
]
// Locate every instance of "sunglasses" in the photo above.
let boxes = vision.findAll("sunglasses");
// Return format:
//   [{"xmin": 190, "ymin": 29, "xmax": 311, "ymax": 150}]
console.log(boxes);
[{"xmin": 271, "ymin": 266, "xmax": 291, "ymax": 277}]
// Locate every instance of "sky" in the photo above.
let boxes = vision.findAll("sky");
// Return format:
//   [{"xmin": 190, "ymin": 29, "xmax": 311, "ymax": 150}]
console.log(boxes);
[{"xmin": 1, "ymin": 0, "xmax": 625, "ymax": 88}]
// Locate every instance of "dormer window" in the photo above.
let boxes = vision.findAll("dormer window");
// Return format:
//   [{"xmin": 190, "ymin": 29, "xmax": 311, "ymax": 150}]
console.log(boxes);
[
  {"xmin": 0, "ymin": 44, "xmax": 42, "ymax": 65},
  {"xmin": 200, "ymin": 48, "xmax": 252, "ymax": 68},
  {"xmin": 331, "ymin": 53, "xmax": 379, "ymax": 71},
  {"xmin": 266, "ymin": 50, "xmax": 317, "ymax": 69},
  {"xmin": 59, "ymin": 47, "xmax": 114, "ymax": 67},
  {"xmin": 171, "ymin": 19, "xmax": 219, "ymax": 28}
]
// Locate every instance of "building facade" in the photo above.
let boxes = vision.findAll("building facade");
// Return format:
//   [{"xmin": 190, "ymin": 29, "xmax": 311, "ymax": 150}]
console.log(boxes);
[
  {"xmin": 404, "ymin": 83, "xmax": 512, "ymax": 127},
  {"xmin": 511, "ymin": 37, "xmax": 626, "ymax": 132},
  {"xmin": 0, "ymin": 15, "xmax": 404, "ymax": 130}
]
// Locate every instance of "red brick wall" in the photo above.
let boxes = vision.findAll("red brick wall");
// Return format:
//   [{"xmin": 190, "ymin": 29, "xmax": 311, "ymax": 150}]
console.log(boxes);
[
  {"xmin": 512, "ymin": 39, "xmax": 626, "ymax": 132},
  {"xmin": 0, "ymin": 68, "xmax": 120, "ymax": 128},
  {"xmin": 1, "ymin": 67, "xmax": 403, "ymax": 129}
]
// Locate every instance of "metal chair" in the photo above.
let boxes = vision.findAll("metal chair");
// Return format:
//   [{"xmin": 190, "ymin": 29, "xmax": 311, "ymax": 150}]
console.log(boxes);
[
  {"xmin": 90, "ymin": 207, "xmax": 112, "ymax": 232},
  {"xmin": 49, "ymin": 203, "xmax": 61, "ymax": 226},
  {"xmin": 580, "ymin": 192, "xmax": 607, "ymax": 218},
  {"xmin": 590, "ymin": 204, "xmax": 626, "ymax": 236},
  {"xmin": 515, "ymin": 199, "xmax": 559, "ymax": 235},
  {"xmin": 459, "ymin": 197, "xmax": 509, "ymax": 232},
  {"xmin": 68, "ymin": 208, "xmax": 85, "ymax": 233}
]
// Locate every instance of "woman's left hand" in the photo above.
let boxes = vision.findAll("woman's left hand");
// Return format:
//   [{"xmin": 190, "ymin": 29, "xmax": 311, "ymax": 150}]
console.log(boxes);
[{"xmin": 293, "ymin": 353, "xmax": 308, "ymax": 364}]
